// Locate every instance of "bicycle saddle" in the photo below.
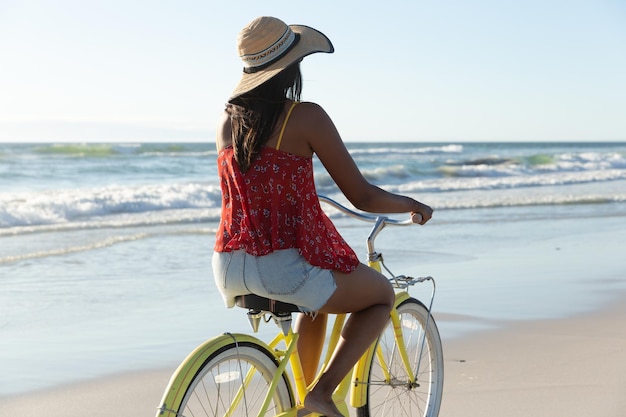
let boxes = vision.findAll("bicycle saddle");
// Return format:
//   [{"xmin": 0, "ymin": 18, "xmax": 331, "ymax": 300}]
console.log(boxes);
[{"xmin": 234, "ymin": 294, "xmax": 300, "ymax": 314}]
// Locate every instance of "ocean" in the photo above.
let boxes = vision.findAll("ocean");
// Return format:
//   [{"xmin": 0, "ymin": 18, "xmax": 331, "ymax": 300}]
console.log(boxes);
[{"xmin": 2, "ymin": 141, "xmax": 626, "ymax": 396}]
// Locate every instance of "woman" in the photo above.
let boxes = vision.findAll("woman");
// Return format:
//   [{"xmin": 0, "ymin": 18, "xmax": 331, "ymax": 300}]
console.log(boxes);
[{"xmin": 212, "ymin": 16, "xmax": 433, "ymax": 417}]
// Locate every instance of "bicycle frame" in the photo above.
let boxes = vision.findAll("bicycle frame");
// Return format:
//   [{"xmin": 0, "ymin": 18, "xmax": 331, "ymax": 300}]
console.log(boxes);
[{"xmin": 156, "ymin": 195, "xmax": 436, "ymax": 417}]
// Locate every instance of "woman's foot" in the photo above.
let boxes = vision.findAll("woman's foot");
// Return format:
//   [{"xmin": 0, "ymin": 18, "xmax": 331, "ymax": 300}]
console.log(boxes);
[{"xmin": 303, "ymin": 388, "xmax": 343, "ymax": 417}]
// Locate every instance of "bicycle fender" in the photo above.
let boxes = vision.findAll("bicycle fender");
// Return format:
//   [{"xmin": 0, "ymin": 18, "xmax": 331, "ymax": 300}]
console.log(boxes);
[
  {"xmin": 350, "ymin": 291, "xmax": 411, "ymax": 408},
  {"xmin": 393, "ymin": 291, "xmax": 411, "ymax": 308},
  {"xmin": 155, "ymin": 333, "xmax": 273, "ymax": 417}
]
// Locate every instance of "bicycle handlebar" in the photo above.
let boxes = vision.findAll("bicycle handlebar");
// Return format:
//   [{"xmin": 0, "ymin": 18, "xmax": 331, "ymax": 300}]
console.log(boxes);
[
  {"xmin": 318, "ymin": 195, "xmax": 416, "ymax": 226},
  {"xmin": 318, "ymin": 195, "xmax": 417, "ymax": 257}
]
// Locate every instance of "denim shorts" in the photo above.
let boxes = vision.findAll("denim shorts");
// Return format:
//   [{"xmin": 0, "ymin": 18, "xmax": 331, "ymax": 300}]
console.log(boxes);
[{"xmin": 212, "ymin": 249, "xmax": 337, "ymax": 313}]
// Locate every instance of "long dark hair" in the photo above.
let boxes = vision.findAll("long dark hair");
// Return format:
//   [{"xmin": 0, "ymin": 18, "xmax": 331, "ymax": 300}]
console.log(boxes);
[{"xmin": 227, "ymin": 63, "xmax": 302, "ymax": 172}]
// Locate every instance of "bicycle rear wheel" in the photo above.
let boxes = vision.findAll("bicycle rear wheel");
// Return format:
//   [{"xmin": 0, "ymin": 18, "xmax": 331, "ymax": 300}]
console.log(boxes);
[
  {"xmin": 357, "ymin": 297, "xmax": 444, "ymax": 417},
  {"xmin": 176, "ymin": 341, "xmax": 294, "ymax": 417}
]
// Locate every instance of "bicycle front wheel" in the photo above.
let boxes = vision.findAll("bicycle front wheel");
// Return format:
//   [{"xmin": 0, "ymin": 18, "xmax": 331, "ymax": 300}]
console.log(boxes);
[
  {"xmin": 176, "ymin": 341, "xmax": 294, "ymax": 417},
  {"xmin": 357, "ymin": 297, "xmax": 444, "ymax": 417}
]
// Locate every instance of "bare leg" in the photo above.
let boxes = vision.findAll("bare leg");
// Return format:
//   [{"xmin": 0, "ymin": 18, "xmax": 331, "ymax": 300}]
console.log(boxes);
[
  {"xmin": 295, "ymin": 313, "xmax": 328, "ymax": 386},
  {"xmin": 304, "ymin": 263, "xmax": 394, "ymax": 417}
]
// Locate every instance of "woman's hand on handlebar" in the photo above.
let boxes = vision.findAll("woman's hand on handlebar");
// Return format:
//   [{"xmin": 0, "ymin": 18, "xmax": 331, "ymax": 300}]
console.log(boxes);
[{"xmin": 411, "ymin": 202, "xmax": 433, "ymax": 225}]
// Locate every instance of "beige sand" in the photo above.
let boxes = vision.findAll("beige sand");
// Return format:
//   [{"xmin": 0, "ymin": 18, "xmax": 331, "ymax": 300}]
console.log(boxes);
[
  {"xmin": 440, "ymin": 298, "xmax": 626, "ymax": 417},
  {"xmin": 1, "ymin": 298, "xmax": 625, "ymax": 417}
]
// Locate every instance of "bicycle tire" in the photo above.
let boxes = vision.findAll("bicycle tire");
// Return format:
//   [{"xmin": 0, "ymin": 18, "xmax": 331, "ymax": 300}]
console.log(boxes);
[
  {"xmin": 356, "ymin": 297, "xmax": 444, "ymax": 417},
  {"xmin": 176, "ymin": 341, "xmax": 294, "ymax": 417}
]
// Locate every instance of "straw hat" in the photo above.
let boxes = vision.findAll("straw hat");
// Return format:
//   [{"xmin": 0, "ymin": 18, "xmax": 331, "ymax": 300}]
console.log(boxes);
[{"xmin": 229, "ymin": 16, "xmax": 334, "ymax": 101}]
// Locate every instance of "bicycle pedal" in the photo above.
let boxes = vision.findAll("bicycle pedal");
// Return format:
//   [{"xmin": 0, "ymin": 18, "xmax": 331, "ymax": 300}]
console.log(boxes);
[
  {"xmin": 291, "ymin": 404, "xmax": 325, "ymax": 417},
  {"xmin": 291, "ymin": 406, "xmax": 314, "ymax": 417}
]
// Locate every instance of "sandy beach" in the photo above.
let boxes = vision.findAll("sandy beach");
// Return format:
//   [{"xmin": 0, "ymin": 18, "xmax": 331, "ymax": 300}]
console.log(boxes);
[
  {"xmin": 2, "ymin": 141, "xmax": 626, "ymax": 416},
  {"xmin": 440, "ymin": 296, "xmax": 626, "ymax": 417},
  {"xmin": 2, "ymin": 294, "xmax": 624, "ymax": 417}
]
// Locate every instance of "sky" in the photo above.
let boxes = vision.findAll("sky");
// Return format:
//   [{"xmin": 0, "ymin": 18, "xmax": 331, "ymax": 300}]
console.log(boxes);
[{"xmin": 1, "ymin": 0, "xmax": 625, "ymax": 143}]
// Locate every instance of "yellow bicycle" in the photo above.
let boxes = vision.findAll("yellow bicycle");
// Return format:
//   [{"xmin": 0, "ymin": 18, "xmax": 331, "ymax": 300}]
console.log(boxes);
[{"xmin": 156, "ymin": 195, "xmax": 444, "ymax": 417}]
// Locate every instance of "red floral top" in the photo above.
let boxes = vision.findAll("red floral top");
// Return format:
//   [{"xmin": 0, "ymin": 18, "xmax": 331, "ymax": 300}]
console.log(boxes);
[{"xmin": 214, "ymin": 146, "xmax": 359, "ymax": 273}]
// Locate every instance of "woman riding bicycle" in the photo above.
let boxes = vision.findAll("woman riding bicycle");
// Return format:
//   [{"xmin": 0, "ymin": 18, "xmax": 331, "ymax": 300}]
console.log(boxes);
[{"xmin": 212, "ymin": 16, "xmax": 433, "ymax": 417}]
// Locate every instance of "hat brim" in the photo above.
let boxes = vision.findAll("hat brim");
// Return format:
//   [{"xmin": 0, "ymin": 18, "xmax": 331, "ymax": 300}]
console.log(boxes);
[{"xmin": 228, "ymin": 25, "xmax": 334, "ymax": 102}]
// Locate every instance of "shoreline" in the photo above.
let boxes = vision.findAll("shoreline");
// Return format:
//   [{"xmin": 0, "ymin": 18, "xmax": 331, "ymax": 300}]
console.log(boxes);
[{"xmin": 2, "ymin": 293, "xmax": 625, "ymax": 417}]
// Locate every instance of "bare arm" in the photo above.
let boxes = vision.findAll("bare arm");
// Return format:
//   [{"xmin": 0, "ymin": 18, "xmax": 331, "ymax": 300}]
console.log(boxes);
[{"xmin": 300, "ymin": 103, "xmax": 433, "ymax": 224}]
